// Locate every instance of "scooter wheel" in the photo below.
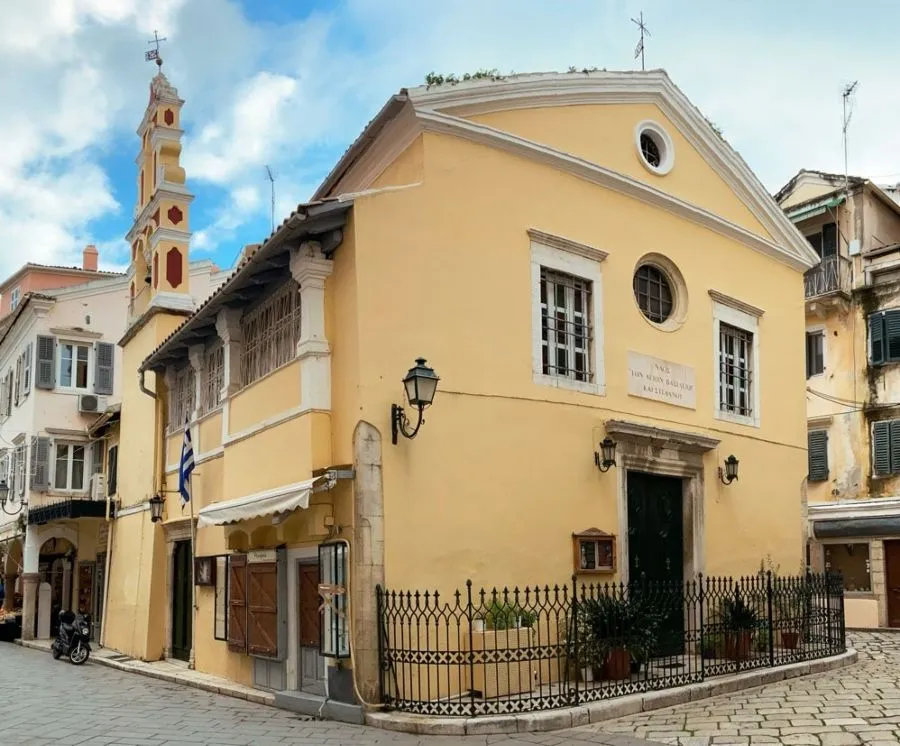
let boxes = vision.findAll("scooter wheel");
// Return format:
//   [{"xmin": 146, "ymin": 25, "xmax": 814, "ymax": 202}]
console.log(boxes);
[{"xmin": 69, "ymin": 643, "xmax": 89, "ymax": 665}]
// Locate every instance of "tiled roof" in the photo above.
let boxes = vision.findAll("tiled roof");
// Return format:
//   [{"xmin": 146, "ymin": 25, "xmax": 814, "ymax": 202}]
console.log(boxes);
[
  {"xmin": 0, "ymin": 262, "xmax": 123, "ymax": 292},
  {"xmin": 140, "ymin": 198, "xmax": 352, "ymax": 370}
]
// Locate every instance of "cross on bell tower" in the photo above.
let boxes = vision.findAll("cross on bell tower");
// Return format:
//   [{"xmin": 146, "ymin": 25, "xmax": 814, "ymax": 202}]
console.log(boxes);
[{"xmin": 145, "ymin": 31, "xmax": 167, "ymax": 69}]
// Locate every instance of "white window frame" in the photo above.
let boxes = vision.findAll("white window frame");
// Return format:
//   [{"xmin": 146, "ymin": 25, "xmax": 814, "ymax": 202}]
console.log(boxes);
[
  {"xmin": 200, "ymin": 343, "xmax": 224, "ymax": 416},
  {"xmin": 52, "ymin": 441, "xmax": 89, "ymax": 492},
  {"xmin": 57, "ymin": 341, "xmax": 92, "ymax": 392},
  {"xmin": 806, "ymin": 323, "xmax": 826, "ymax": 379},
  {"xmin": 712, "ymin": 300, "xmax": 761, "ymax": 428},
  {"xmin": 530, "ymin": 237, "xmax": 605, "ymax": 395},
  {"xmin": 167, "ymin": 366, "xmax": 196, "ymax": 433},
  {"xmin": 9, "ymin": 287, "xmax": 20, "ymax": 311}
]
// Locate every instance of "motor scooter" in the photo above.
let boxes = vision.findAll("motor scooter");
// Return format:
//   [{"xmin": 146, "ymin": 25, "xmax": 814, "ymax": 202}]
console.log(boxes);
[{"xmin": 50, "ymin": 610, "xmax": 91, "ymax": 665}]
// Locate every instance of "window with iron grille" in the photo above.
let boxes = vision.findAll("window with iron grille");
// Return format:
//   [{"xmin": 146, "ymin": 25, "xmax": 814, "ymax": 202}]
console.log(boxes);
[
  {"xmin": 718, "ymin": 322, "xmax": 753, "ymax": 417},
  {"xmin": 240, "ymin": 281, "xmax": 302, "ymax": 387},
  {"xmin": 200, "ymin": 343, "xmax": 224, "ymax": 415},
  {"xmin": 167, "ymin": 366, "xmax": 196, "ymax": 432},
  {"xmin": 539, "ymin": 268, "xmax": 593, "ymax": 383}
]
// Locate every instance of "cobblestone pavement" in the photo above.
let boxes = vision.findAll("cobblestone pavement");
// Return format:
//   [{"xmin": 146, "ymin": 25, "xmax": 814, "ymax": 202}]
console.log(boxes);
[
  {"xmin": 0, "ymin": 642, "xmax": 658, "ymax": 746},
  {"xmin": 591, "ymin": 631, "xmax": 897, "ymax": 746}
]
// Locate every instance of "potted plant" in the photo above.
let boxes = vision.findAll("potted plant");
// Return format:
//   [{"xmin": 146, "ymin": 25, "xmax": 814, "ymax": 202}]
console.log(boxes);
[
  {"xmin": 581, "ymin": 594, "xmax": 660, "ymax": 680},
  {"xmin": 777, "ymin": 576, "xmax": 813, "ymax": 650},
  {"xmin": 485, "ymin": 601, "xmax": 536, "ymax": 630},
  {"xmin": 719, "ymin": 593, "xmax": 758, "ymax": 661}
]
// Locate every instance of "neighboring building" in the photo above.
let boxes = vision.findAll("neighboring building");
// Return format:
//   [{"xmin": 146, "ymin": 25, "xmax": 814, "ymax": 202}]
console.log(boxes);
[
  {"xmin": 0, "ymin": 249, "xmax": 226, "ymax": 643},
  {"xmin": 778, "ymin": 169, "xmax": 900, "ymax": 629},
  {"xmin": 0, "ymin": 247, "xmax": 120, "ymax": 319},
  {"xmin": 100, "ymin": 68, "xmax": 820, "ymax": 714}
]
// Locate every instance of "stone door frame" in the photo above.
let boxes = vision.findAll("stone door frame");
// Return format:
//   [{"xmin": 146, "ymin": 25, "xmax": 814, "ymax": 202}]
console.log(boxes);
[{"xmin": 606, "ymin": 419, "xmax": 719, "ymax": 585}]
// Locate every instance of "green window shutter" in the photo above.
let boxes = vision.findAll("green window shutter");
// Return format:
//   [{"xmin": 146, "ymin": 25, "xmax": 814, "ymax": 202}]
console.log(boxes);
[
  {"xmin": 890, "ymin": 422, "xmax": 900, "ymax": 475},
  {"xmin": 874, "ymin": 421, "xmax": 892, "ymax": 475},
  {"xmin": 887, "ymin": 311, "xmax": 900, "ymax": 362},
  {"xmin": 808, "ymin": 430, "xmax": 829, "ymax": 481},
  {"xmin": 870, "ymin": 313, "xmax": 886, "ymax": 364}
]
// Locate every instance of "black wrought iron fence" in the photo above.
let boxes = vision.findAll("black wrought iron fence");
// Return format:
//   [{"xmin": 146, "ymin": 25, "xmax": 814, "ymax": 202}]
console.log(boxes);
[{"xmin": 376, "ymin": 572, "xmax": 845, "ymax": 717}]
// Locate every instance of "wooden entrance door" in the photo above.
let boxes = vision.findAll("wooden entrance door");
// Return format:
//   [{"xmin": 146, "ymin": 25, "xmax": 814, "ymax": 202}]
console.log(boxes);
[
  {"xmin": 884, "ymin": 541, "xmax": 900, "ymax": 627},
  {"xmin": 627, "ymin": 471, "xmax": 685, "ymax": 655},
  {"xmin": 171, "ymin": 541, "xmax": 193, "ymax": 662},
  {"xmin": 298, "ymin": 563, "xmax": 325, "ymax": 692}
]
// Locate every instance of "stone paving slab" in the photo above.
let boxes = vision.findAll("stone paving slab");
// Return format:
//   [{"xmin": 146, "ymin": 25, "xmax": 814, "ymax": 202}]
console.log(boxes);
[
  {"xmin": 596, "ymin": 632, "xmax": 898, "ymax": 745},
  {"xmin": 2, "ymin": 641, "xmax": 663, "ymax": 745}
]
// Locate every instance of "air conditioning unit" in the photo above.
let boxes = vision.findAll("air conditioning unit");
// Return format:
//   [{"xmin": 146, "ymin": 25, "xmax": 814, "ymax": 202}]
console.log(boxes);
[
  {"xmin": 78, "ymin": 394, "xmax": 106, "ymax": 414},
  {"xmin": 91, "ymin": 473, "xmax": 106, "ymax": 501}
]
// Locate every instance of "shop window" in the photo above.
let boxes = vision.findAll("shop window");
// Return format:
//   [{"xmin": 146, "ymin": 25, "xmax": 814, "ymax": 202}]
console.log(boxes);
[
  {"xmin": 214, "ymin": 556, "xmax": 228, "ymax": 641},
  {"xmin": 319, "ymin": 542, "xmax": 350, "ymax": 658},
  {"xmin": 824, "ymin": 543, "xmax": 871, "ymax": 592}
]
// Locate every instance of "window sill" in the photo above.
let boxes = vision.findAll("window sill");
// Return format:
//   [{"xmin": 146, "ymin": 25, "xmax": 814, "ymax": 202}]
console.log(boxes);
[
  {"xmin": 47, "ymin": 489, "xmax": 91, "ymax": 499},
  {"xmin": 715, "ymin": 409, "xmax": 759, "ymax": 428},
  {"xmin": 844, "ymin": 591, "xmax": 875, "ymax": 599},
  {"xmin": 533, "ymin": 373, "xmax": 605, "ymax": 396}
]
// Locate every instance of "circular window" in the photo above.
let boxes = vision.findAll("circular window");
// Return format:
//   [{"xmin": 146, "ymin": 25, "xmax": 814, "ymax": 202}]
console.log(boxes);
[
  {"xmin": 634, "ymin": 120, "xmax": 674, "ymax": 175},
  {"xmin": 639, "ymin": 132, "xmax": 661, "ymax": 168},
  {"xmin": 633, "ymin": 265, "xmax": 673, "ymax": 323}
]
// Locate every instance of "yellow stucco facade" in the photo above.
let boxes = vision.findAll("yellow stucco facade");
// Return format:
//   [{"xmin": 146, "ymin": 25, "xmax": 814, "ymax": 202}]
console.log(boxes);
[{"xmin": 101, "ymin": 70, "xmax": 820, "ymax": 705}]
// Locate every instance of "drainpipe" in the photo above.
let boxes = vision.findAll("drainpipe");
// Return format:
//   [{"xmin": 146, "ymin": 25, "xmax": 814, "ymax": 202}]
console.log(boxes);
[{"xmin": 138, "ymin": 368, "xmax": 163, "ymax": 497}]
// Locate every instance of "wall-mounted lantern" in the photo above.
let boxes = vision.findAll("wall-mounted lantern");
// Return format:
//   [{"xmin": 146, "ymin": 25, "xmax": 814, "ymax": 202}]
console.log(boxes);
[
  {"xmin": 391, "ymin": 358, "xmax": 440, "ymax": 445},
  {"xmin": 149, "ymin": 493, "xmax": 165, "ymax": 523},
  {"xmin": 0, "ymin": 479, "xmax": 24, "ymax": 516},
  {"xmin": 718, "ymin": 455, "xmax": 739, "ymax": 485},
  {"xmin": 594, "ymin": 437, "xmax": 617, "ymax": 472}
]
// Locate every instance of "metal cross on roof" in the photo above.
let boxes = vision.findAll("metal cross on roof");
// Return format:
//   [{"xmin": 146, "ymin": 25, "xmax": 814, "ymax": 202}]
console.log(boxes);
[{"xmin": 145, "ymin": 30, "xmax": 167, "ymax": 68}]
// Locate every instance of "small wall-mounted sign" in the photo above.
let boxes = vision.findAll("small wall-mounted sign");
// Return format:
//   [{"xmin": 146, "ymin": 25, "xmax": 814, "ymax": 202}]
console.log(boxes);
[
  {"xmin": 194, "ymin": 556, "xmax": 216, "ymax": 586},
  {"xmin": 248, "ymin": 549, "xmax": 277, "ymax": 564},
  {"xmin": 627, "ymin": 351, "xmax": 696, "ymax": 409}
]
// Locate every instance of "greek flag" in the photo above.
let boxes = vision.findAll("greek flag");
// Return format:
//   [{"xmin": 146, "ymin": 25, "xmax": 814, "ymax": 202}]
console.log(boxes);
[{"xmin": 178, "ymin": 423, "xmax": 195, "ymax": 505}]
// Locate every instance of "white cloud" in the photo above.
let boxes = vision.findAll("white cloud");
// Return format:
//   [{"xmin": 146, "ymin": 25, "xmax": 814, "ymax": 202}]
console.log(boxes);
[{"xmin": 2, "ymin": 0, "xmax": 899, "ymax": 279}]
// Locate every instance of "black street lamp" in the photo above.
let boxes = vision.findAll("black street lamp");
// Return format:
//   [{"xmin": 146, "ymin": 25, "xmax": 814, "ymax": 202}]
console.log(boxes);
[
  {"xmin": 391, "ymin": 358, "xmax": 440, "ymax": 445},
  {"xmin": 594, "ymin": 438, "xmax": 618, "ymax": 472},
  {"xmin": 719, "ymin": 455, "xmax": 739, "ymax": 485},
  {"xmin": 0, "ymin": 479, "xmax": 24, "ymax": 516},
  {"xmin": 149, "ymin": 494, "xmax": 165, "ymax": 523}
]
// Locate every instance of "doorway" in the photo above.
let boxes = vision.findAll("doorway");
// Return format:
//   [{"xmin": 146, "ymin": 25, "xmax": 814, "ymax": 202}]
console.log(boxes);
[
  {"xmin": 297, "ymin": 562, "xmax": 325, "ymax": 694},
  {"xmin": 626, "ymin": 470, "xmax": 685, "ymax": 655},
  {"xmin": 884, "ymin": 540, "xmax": 900, "ymax": 628},
  {"xmin": 171, "ymin": 540, "xmax": 193, "ymax": 662}
]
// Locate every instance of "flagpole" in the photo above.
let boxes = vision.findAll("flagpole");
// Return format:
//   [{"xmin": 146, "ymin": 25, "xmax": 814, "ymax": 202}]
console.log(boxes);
[{"xmin": 189, "ymin": 476, "xmax": 197, "ymax": 671}]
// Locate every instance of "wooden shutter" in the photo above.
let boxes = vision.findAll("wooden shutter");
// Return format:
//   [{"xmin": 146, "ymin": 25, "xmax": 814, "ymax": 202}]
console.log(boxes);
[
  {"xmin": 95, "ymin": 342, "xmax": 114, "ymax": 395},
  {"xmin": 808, "ymin": 430, "xmax": 829, "ymax": 481},
  {"xmin": 890, "ymin": 422, "xmax": 900, "ymax": 477},
  {"xmin": 227, "ymin": 554, "xmax": 248, "ymax": 653},
  {"xmin": 30, "ymin": 436, "xmax": 50, "ymax": 491},
  {"xmin": 870, "ymin": 314, "xmax": 885, "ymax": 365},
  {"xmin": 887, "ymin": 311, "xmax": 900, "ymax": 363},
  {"xmin": 35, "ymin": 335, "xmax": 55, "ymax": 389},
  {"xmin": 23, "ymin": 342, "xmax": 32, "ymax": 394},
  {"xmin": 247, "ymin": 561, "xmax": 278, "ymax": 657},
  {"xmin": 874, "ymin": 421, "xmax": 892, "ymax": 475}
]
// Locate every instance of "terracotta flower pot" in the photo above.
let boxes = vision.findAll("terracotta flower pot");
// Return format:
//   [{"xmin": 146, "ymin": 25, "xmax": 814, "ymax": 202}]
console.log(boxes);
[
  {"xmin": 603, "ymin": 646, "xmax": 631, "ymax": 680},
  {"xmin": 781, "ymin": 631, "xmax": 800, "ymax": 650},
  {"xmin": 724, "ymin": 630, "xmax": 752, "ymax": 661}
]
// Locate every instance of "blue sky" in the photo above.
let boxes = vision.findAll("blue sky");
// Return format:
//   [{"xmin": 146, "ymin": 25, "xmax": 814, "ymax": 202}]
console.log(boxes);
[{"xmin": 2, "ymin": 0, "xmax": 898, "ymax": 277}]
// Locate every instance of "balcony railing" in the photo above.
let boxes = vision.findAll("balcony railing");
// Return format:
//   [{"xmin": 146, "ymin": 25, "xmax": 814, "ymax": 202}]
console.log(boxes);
[{"xmin": 805, "ymin": 255, "xmax": 851, "ymax": 299}]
